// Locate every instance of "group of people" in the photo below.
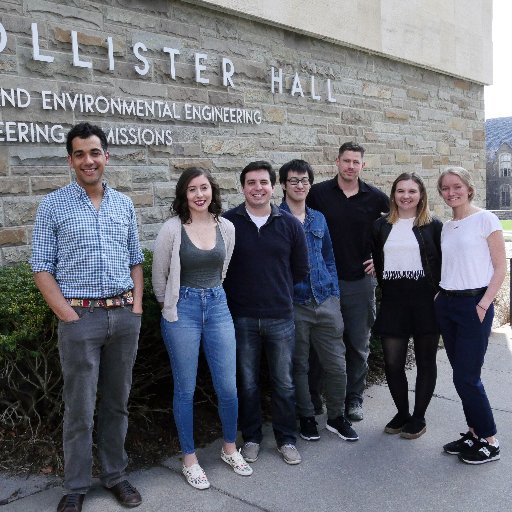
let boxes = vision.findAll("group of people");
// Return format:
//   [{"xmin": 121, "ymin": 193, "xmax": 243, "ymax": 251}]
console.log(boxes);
[{"xmin": 30, "ymin": 123, "xmax": 506, "ymax": 512}]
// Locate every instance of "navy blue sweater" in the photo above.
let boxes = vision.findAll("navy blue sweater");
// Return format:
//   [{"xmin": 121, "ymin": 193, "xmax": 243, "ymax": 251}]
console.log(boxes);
[{"xmin": 223, "ymin": 203, "xmax": 309, "ymax": 319}]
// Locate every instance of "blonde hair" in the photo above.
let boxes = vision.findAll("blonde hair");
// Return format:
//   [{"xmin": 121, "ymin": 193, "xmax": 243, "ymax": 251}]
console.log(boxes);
[
  {"xmin": 388, "ymin": 172, "xmax": 432, "ymax": 227},
  {"xmin": 437, "ymin": 167, "xmax": 475, "ymax": 201}
]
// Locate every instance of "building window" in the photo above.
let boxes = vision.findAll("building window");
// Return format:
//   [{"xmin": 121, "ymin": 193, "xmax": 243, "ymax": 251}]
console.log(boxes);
[
  {"xmin": 501, "ymin": 184, "xmax": 511, "ymax": 208},
  {"xmin": 499, "ymin": 153, "xmax": 512, "ymax": 177}
]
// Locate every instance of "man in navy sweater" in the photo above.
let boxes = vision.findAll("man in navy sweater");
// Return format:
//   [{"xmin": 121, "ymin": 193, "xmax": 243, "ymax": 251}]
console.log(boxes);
[{"xmin": 223, "ymin": 161, "xmax": 309, "ymax": 465}]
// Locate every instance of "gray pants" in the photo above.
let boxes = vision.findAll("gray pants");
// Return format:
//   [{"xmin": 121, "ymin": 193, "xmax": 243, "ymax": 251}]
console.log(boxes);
[
  {"xmin": 293, "ymin": 296, "xmax": 346, "ymax": 419},
  {"xmin": 57, "ymin": 306, "xmax": 141, "ymax": 494},
  {"xmin": 339, "ymin": 275, "xmax": 376, "ymax": 406}
]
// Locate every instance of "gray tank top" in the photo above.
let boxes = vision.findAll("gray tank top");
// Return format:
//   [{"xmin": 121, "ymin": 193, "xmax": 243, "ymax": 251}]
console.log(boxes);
[{"xmin": 180, "ymin": 224, "xmax": 225, "ymax": 288}]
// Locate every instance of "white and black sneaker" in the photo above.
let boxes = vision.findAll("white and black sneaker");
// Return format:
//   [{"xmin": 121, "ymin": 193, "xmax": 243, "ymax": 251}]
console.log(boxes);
[
  {"xmin": 299, "ymin": 416, "xmax": 320, "ymax": 441},
  {"xmin": 443, "ymin": 431, "xmax": 477, "ymax": 455},
  {"xmin": 458, "ymin": 438, "xmax": 500, "ymax": 465},
  {"xmin": 326, "ymin": 415, "xmax": 359, "ymax": 442}
]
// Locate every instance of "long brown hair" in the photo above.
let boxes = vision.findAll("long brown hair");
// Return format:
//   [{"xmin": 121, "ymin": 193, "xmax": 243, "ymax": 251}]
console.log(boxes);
[
  {"xmin": 172, "ymin": 168, "xmax": 222, "ymax": 223},
  {"xmin": 387, "ymin": 172, "xmax": 432, "ymax": 226}
]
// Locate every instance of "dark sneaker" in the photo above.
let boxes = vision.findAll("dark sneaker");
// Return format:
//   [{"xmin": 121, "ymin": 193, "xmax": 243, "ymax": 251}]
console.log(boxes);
[
  {"xmin": 458, "ymin": 439, "xmax": 500, "ymax": 465},
  {"xmin": 384, "ymin": 413, "xmax": 412, "ymax": 434},
  {"xmin": 299, "ymin": 416, "xmax": 320, "ymax": 441},
  {"xmin": 400, "ymin": 417, "xmax": 426, "ymax": 439},
  {"xmin": 57, "ymin": 494, "xmax": 85, "ymax": 512},
  {"xmin": 326, "ymin": 416, "xmax": 359, "ymax": 441},
  {"xmin": 347, "ymin": 402, "xmax": 363, "ymax": 421},
  {"xmin": 443, "ymin": 432, "xmax": 478, "ymax": 455}
]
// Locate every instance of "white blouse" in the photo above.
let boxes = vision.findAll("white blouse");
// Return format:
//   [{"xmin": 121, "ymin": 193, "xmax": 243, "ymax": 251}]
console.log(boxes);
[
  {"xmin": 383, "ymin": 217, "xmax": 424, "ymax": 280},
  {"xmin": 440, "ymin": 210, "xmax": 502, "ymax": 290}
]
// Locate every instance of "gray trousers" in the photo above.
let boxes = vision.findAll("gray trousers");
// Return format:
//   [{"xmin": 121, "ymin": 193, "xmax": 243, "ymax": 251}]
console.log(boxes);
[
  {"xmin": 57, "ymin": 306, "xmax": 141, "ymax": 494},
  {"xmin": 339, "ymin": 275, "xmax": 377, "ymax": 406},
  {"xmin": 293, "ymin": 296, "xmax": 346, "ymax": 419}
]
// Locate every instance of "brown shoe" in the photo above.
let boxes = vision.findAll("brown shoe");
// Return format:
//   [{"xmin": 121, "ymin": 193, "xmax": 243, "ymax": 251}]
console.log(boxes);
[
  {"xmin": 107, "ymin": 480, "xmax": 142, "ymax": 507},
  {"xmin": 57, "ymin": 494, "xmax": 85, "ymax": 512}
]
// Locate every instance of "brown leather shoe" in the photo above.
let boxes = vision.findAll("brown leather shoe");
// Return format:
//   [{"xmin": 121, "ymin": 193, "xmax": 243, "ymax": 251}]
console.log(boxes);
[
  {"xmin": 57, "ymin": 493, "xmax": 85, "ymax": 512},
  {"xmin": 107, "ymin": 480, "xmax": 142, "ymax": 507}
]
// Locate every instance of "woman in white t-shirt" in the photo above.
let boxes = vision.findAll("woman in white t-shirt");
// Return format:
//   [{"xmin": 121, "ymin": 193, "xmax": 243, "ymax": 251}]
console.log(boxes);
[
  {"xmin": 372, "ymin": 173, "xmax": 442, "ymax": 440},
  {"xmin": 435, "ymin": 167, "xmax": 506, "ymax": 465}
]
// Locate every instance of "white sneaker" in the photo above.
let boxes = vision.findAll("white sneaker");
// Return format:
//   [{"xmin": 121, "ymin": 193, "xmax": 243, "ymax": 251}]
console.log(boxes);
[
  {"xmin": 182, "ymin": 463, "xmax": 210, "ymax": 490},
  {"xmin": 221, "ymin": 448, "xmax": 253, "ymax": 476}
]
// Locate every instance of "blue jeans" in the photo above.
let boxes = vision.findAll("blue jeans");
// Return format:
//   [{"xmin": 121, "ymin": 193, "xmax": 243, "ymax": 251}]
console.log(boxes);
[
  {"xmin": 161, "ymin": 286, "xmax": 238, "ymax": 455},
  {"xmin": 435, "ymin": 292, "xmax": 496, "ymax": 438},
  {"xmin": 58, "ymin": 306, "xmax": 141, "ymax": 494},
  {"xmin": 233, "ymin": 317, "xmax": 296, "ymax": 446}
]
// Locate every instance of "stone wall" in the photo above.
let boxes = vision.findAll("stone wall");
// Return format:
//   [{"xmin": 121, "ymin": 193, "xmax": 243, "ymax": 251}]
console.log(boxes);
[{"xmin": 0, "ymin": 0, "xmax": 486, "ymax": 265}]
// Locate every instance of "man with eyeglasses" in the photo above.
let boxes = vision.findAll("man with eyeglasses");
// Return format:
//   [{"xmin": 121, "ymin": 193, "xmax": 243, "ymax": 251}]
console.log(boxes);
[
  {"xmin": 307, "ymin": 142, "xmax": 389, "ymax": 422},
  {"xmin": 279, "ymin": 160, "xmax": 358, "ymax": 443}
]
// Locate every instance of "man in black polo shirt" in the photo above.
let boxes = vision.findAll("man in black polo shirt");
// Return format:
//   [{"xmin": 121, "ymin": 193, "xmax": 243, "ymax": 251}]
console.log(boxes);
[{"xmin": 307, "ymin": 142, "xmax": 389, "ymax": 421}]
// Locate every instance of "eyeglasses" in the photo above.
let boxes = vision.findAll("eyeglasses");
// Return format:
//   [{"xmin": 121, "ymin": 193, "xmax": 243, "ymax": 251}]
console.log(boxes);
[{"xmin": 286, "ymin": 177, "xmax": 310, "ymax": 186}]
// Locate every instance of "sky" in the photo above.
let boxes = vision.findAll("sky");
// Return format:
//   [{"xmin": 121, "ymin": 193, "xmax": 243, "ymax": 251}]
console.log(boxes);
[{"xmin": 484, "ymin": 0, "xmax": 512, "ymax": 119}]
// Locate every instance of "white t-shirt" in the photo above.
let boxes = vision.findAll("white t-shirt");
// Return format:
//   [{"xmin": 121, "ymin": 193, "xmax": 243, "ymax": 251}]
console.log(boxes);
[
  {"xmin": 383, "ymin": 217, "xmax": 425, "ymax": 280},
  {"xmin": 246, "ymin": 208, "xmax": 269, "ymax": 229},
  {"xmin": 439, "ymin": 209, "xmax": 502, "ymax": 290}
]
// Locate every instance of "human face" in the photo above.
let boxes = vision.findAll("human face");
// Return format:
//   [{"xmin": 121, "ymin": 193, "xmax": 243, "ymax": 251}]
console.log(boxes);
[
  {"xmin": 282, "ymin": 171, "xmax": 310, "ymax": 204},
  {"xmin": 394, "ymin": 179, "xmax": 421, "ymax": 218},
  {"xmin": 439, "ymin": 173, "xmax": 472, "ymax": 209},
  {"xmin": 68, "ymin": 135, "xmax": 109, "ymax": 191},
  {"xmin": 335, "ymin": 150, "xmax": 365, "ymax": 184},
  {"xmin": 186, "ymin": 174, "xmax": 212, "ymax": 215},
  {"xmin": 242, "ymin": 169, "xmax": 274, "ymax": 212}
]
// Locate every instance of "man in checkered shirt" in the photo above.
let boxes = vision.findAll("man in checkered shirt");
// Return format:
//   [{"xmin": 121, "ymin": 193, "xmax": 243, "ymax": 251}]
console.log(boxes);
[{"xmin": 31, "ymin": 122, "xmax": 144, "ymax": 512}]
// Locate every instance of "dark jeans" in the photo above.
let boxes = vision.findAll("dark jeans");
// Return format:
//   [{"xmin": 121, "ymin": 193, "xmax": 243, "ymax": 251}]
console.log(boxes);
[
  {"xmin": 435, "ymin": 292, "xmax": 496, "ymax": 438},
  {"xmin": 58, "ymin": 306, "xmax": 141, "ymax": 494},
  {"xmin": 233, "ymin": 317, "xmax": 297, "ymax": 446},
  {"xmin": 339, "ymin": 275, "xmax": 376, "ymax": 406}
]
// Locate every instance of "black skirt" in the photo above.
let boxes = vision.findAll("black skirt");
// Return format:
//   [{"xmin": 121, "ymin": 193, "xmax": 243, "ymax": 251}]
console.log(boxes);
[{"xmin": 373, "ymin": 277, "xmax": 439, "ymax": 338}]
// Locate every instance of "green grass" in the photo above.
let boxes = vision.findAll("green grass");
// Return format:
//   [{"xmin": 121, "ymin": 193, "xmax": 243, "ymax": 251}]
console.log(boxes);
[{"xmin": 501, "ymin": 220, "xmax": 512, "ymax": 231}]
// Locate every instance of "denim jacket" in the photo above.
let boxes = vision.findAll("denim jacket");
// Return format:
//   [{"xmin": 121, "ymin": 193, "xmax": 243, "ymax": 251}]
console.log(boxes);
[{"xmin": 280, "ymin": 202, "xmax": 340, "ymax": 305}]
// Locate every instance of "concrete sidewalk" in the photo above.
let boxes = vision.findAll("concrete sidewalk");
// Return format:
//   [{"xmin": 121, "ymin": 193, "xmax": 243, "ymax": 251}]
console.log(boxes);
[{"xmin": 2, "ymin": 327, "xmax": 512, "ymax": 512}]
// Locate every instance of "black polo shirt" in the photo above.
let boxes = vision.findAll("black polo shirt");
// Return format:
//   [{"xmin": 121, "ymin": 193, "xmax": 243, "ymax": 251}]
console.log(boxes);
[{"xmin": 307, "ymin": 177, "xmax": 389, "ymax": 281}]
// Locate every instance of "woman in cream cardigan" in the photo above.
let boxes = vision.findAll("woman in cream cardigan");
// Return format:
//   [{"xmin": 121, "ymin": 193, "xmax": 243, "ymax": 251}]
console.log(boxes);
[{"xmin": 152, "ymin": 168, "xmax": 252, "ymax": 489}]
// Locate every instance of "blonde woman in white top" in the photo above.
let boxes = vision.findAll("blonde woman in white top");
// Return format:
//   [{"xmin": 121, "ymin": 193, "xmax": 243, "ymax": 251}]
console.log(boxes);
[{"xmin": 435, "ymin": 167, "xmax": 506, "ymax": 464}]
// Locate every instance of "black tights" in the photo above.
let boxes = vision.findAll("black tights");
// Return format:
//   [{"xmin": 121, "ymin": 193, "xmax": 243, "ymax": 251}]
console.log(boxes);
[{"xmin": 382, "ymin": 335, "xmax": 439, "ymax": 419}]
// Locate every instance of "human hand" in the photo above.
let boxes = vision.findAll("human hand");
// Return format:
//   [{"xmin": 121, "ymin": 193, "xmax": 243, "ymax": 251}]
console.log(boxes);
[
  {"xmin": 363, "ymin": 258, "xmax": 375, "ymax": 276},
  {"xmin": 476, "ymin": 304, "xmax": 487, "ymax": 323}
]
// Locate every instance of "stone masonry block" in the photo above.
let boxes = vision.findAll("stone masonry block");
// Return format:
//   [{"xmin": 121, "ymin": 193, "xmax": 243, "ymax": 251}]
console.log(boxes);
[
  {"xmin": 3, "ymin": 197, "xmax": 41, "ymax": 226},
  {"xmin": 395, "ymin": 151, "xmax": 411, "ymax": 164},
  {"xmin": 385, "ymin": 110, "xmax": 409, "ymax": 122},
  {"xmin": 262, "ymin": 107, "xmax": 286, "ymax": 124},
  {"xmin": 126, "ymin": 191, "xmax": 154, "ymax": 208},
  {"xmin": 203, "ymin": 138, "xmax": 256, "ymax": 156},
  {"xmin": 0, "ymin": 148, "xmax": 8, "ymax": 176},
  {"xmin": 0, "ymin": 177, "xmax": 29, "ymax": 195},
  {"xmin": 1, "ymin": 245, "xmax": 31, "ymax": 265},
  {"xmin": 0, "ymin": 226, "xmax": 26, "ymax": 246},
  {"xmin": 422, "ymin": 156, "xmax": 434, "ymax": 169},
  {"xmin": 10, "ymin": 147, "xmax": 66, "ymax": 166},
  {"xmin": 30, "ymin": 176, "xmax": 69, "ymax": 194},
  {"xmin": 27, "ymin": 0, "xmax": 103, "ymax": 30}
]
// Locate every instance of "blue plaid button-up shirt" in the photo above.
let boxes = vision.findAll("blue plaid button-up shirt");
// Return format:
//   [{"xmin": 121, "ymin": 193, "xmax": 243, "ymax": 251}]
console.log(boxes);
[{"xmin": 31, "ymin": 181, "xmax": 144, "ymax": 299}]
